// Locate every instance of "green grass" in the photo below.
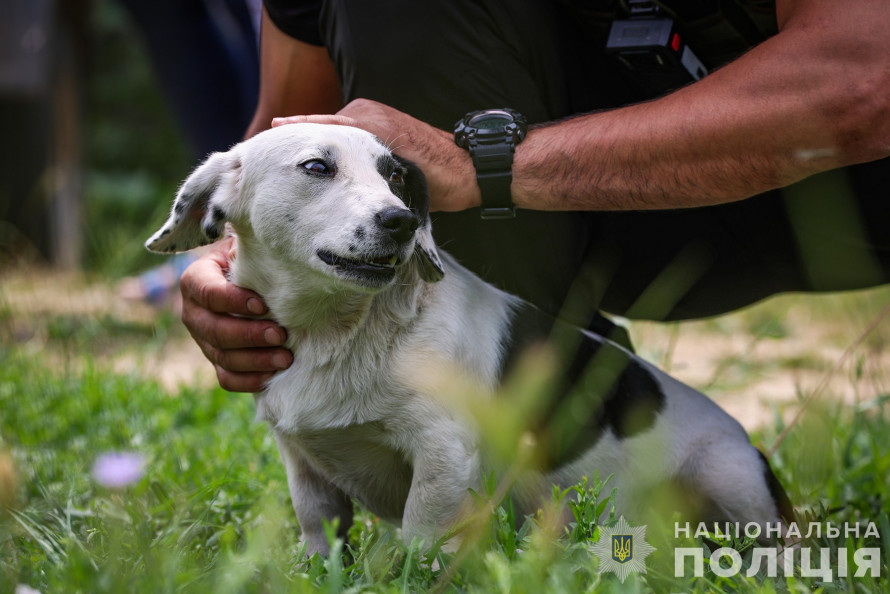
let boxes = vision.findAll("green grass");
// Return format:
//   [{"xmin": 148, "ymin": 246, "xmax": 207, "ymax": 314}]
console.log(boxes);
[{"xmin": 1, "ymin": 310, "xmax": 889, "ymax": 593}]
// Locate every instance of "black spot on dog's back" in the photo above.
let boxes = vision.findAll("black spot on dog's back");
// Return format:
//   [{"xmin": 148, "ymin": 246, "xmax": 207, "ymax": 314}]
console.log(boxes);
[
  {"xmin": 499, "ymin": 302, "xmax": 666, "ymax": 470},
  {"xmin": 757, "ymin": 450, "xmax": 796, "ymax": 524}
]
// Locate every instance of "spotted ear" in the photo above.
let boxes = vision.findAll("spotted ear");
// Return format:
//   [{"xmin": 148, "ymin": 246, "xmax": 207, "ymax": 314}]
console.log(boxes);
[
  {"xmin": 397, "ymin": 157, "xmax": 444, "ymax": 282},
  {"xmin": 145, "ymin": 150, "xmax": 242, "ymax": 253},
  {"xmin": 415, "ymin": 216, "xmax": 445, "ymax": 283}
]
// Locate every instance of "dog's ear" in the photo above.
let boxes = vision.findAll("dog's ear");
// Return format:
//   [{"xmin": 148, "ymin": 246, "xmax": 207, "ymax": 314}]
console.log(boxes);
[
  {"xmin": 145, "ymin": 150, "xmax": 241, "ymax": 253},
  {"xmin": 397, "ymin": 157, "xmax": 445, "ymax": 283},
  {"xmin": 414, "ymin": 219, "xmax": 445, "ymax": 283}
]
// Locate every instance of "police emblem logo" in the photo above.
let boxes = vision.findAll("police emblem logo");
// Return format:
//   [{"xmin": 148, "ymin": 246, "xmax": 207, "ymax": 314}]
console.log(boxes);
[
  {"xmin": 591, "ymin": 517, "xmax": 656, "ymax": 583},
  {"xmin": 612, "ymin": 534, "xmax": 633, "ymax": 563}
]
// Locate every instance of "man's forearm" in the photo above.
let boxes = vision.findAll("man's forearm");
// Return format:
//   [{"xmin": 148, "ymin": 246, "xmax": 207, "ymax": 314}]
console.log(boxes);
[
  {"xmin": 512, "ymin": 0, "xmax": 890, "ymax": 211},
  {"xmin": 244, "ymin": 6, "xmax": 342, "ymax": 140}
]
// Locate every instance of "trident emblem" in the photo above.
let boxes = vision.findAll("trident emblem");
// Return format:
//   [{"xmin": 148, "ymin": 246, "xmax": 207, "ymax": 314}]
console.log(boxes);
[
  {"xmin": 592, "ymin": 517, "xmax": 655, "ymax": 582},
  {"xmin": 612, "ymin": 535, "xmax": 633, "ymax": 564}
]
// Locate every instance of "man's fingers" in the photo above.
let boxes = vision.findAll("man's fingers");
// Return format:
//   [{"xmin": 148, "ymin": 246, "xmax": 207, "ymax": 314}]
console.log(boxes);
[
  {"xmin": 176, "ymin": 241, "xmax": 295, "ymax": 394},
  {"xmin": 180, "ymin": 253, "xmax": 268, "ymax": 317},
  {"xmin": 182, "ymin": 300, "xmax": 287, "ymax": 350},
  {"xmin": 272, "ymin": 114, "xmax": 356, "ymax": 127},
  {"xmin": 214, "ymin": 367, "xmax": 277, "ymax": 394},
  {"xmin": 208, "ymin": 344, "xmax": 293, "ymax": 374},
  {"xmin": 198, "ymin": 332, "xmax": 294, "ymax": 394}
]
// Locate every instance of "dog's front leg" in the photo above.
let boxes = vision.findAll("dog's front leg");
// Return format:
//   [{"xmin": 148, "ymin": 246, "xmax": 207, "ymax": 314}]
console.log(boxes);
[
  {"xmin": 401, "ymin": 421, "xmax": 480, "ymax": 550},
  {"xmin": 274, "ymin": 433, "xmax": 353, "ymax": 557}
]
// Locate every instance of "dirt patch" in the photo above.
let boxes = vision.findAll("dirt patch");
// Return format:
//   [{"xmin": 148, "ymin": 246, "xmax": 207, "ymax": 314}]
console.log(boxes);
[
  {"xmin": 628, "ymin": 292, "xmax": 890, "ymax": 429},
  {"xmin": 0, "ymin": 267, "xmax": 215, "ymax": 393}
]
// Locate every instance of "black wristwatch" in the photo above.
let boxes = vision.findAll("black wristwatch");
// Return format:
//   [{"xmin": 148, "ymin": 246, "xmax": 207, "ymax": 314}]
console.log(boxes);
[{"xmin": 454, "ymin": 108, "xmax": 527, "ymax": 219}]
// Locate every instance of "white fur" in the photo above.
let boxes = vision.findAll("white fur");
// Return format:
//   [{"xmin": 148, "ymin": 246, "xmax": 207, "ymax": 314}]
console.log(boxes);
[{"xmin": 147, "ymin": 123, "xmax": 788, "ymax": 555}]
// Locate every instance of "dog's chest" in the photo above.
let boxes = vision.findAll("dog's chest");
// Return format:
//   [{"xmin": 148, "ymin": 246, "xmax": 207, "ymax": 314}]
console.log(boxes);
[
  {"xmin": 257, "ymin": 341, "xmax": 421, "ymax": 521},
  {"xmin": 256, "ymin": 334, "xmax": 410, "ymax": 431}
]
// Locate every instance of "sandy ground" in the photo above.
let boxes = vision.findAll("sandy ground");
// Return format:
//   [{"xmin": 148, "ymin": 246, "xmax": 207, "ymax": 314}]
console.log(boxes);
[
  {"xmin": 0, "ymin": 268, "xmax": 217, "ymax": 392},
  {"xmin": 2, "ymin": 267, "xmax": 888, "ymax": 433},
  {"xmin": 628, "ymin": 295, "xmax": 890, "ymax": 429}
]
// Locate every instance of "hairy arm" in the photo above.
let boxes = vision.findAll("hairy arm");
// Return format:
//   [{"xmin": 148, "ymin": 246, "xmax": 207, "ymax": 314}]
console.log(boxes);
[
  {"xmin": 246, "ymin": 7, "xmax": 342, "ymax": 138},
  {"xmin": 513, "ymin": 0, "xmax": 890, "ymax": 210}
]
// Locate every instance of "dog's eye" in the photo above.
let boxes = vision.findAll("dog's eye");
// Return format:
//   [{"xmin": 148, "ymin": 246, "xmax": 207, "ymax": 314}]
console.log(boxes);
[
  {"xmin": 389, "ymin": 170, "xmax": 405, "ymax": 185},
  {"xmin": 302, "ymin": 160, "xmax": 333, "ymax": 176}
]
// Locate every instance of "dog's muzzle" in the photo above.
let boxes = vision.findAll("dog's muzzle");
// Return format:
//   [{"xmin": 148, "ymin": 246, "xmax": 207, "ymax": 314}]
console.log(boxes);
[{"xmin": 316, "ymin": 207, "xmax": 419, "ymax": 287}]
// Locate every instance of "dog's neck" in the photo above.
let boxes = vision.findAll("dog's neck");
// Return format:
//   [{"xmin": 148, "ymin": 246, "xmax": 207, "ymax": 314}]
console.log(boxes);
[{"xmin": 229, "ymin": 235, "xmax": 424, "ymax": 358}]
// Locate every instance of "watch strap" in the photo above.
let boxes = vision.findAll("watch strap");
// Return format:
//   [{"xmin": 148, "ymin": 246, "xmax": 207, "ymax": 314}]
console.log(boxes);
[{"xmin": 470, "ymin": 141, "xmax": 516, "ymax": 219}]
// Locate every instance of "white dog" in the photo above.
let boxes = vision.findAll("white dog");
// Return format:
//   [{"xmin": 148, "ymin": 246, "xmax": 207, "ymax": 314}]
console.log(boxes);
[{"xmin": 147, "ymin": 123, "xmax": 792, "ymax": 555}]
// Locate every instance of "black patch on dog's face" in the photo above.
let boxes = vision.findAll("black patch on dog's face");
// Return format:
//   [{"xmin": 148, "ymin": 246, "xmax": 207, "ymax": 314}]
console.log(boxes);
[
  {"xmin": 377, "ymin": 155, "xmax": 431, "ymax": 222},
  {"xmin": 203, "ymin": 222, "xmax": 221, "ymax": 241},
  {"xmin": 498, "ymin": 302, "xmax": 666, "ymax": 471},
  {"xmin": 377, "ymin": 154, "xmax": 407, "ymax": 203}
]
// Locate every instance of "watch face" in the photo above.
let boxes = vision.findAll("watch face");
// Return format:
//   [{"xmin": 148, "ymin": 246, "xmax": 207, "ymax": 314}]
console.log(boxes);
[{"xmin": 468, "ymin": 111, "xmax": 513, "ymax": 130}]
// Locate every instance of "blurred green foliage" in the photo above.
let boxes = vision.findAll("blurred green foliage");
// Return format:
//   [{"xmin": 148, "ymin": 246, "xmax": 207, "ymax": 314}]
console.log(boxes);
[{"xmin": 83, "ymin": 0, "xmax": 193, "ymax": 276}]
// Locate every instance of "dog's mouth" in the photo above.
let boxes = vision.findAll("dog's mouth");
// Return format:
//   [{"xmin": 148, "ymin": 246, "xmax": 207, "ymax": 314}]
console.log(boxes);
[{"xmin": 317, "ymin": 250, "xmax": 403, "ymax": 282}]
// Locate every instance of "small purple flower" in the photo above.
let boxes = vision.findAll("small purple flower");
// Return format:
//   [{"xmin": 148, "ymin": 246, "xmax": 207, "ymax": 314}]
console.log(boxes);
[{"xmin": 91, "ymin": 452, "xmax": 146, "ymax": 488}]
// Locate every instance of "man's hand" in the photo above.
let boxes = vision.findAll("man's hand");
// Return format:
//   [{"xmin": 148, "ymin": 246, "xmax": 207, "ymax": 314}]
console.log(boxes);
[
  {"xmin": 179, "ymin": 237, "xmax": 294, "ymax": 392},
  {"xmin": 272, "ymin": 99, "xmax": 480, "ymax": 212}
]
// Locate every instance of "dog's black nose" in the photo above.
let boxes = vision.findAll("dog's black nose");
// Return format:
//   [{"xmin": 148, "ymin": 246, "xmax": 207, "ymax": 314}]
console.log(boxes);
[{"xmin": 376, "ymin": 207, "xmax": 419, "ymax": 244}]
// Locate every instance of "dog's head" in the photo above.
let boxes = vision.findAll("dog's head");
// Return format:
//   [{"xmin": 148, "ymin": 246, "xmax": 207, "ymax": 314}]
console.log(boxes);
[{"xmin": 145, "ymin": 123, "xmax": 444, "ymax": 289}]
